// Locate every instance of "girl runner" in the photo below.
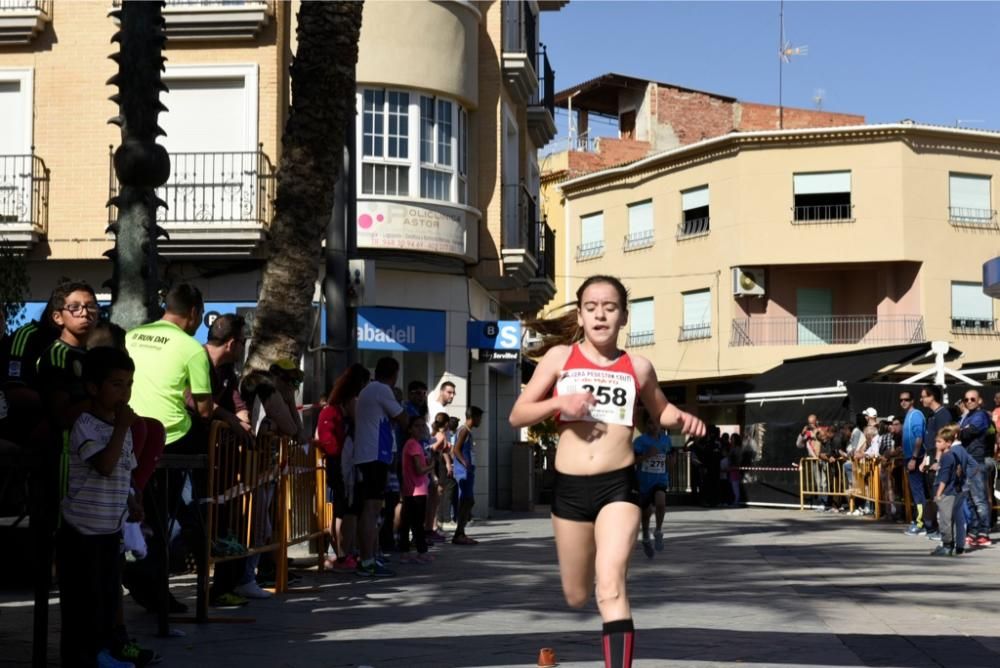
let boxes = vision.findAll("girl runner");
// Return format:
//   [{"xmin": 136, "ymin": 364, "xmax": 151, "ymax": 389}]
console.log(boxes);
[{"xmin": 510, "ymin": 275, "xmax": 705, "ymax": 668}]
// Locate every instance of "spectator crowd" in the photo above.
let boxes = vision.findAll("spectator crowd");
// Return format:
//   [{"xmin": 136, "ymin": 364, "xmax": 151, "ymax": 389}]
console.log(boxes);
[
  {"xmin": 0, "ymin": 280, "xmax": 483, "ymax": 668},
  {"xmin": 796, "ymin": 385, "xmax": 1000, "ymax": 556}
]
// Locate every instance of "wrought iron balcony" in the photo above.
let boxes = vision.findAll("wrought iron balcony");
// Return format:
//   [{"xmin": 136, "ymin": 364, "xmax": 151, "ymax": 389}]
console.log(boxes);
[
  {"xmin": 575, "ymin": 240, "xmax": 605, "ymax": 261},
  {"xmin": 627, "ymin": 331, "xmax": 655, "ymax": 347},
  {"xmin": 730, "ymin": 315, "xmax": 926, "ymax": 347},
  {"xmin": 501, "ymin": 0, "xmax": 539, "ymax": 105},
  {"xmin": 0, "ymin": 152, "xmax": 49, "ymax": 250},
  {"xmin": 948, "ymin": 207, "xmax": 998, "ymax": 228},
  {"xmin": 108, "ymin": 147, "xmax": 275, "ymax": 256},
  {"xmin": 0, "ymin": 0, "xmax": 51, "ymax": 44},
  {"xmin": 527, "ymin": 46, "xmax": 557, "ymax": 147},
  {"xmin": 111, "ymin": 0, "xmax": 273, "ymax": 41},
  {"xmin": 679, "ymin": 323, "xmax": 712, "ymax": 342},
  {"xmin": 951, "ymin": 316, "xmax": 999, "ymax": 335},
  {"xmin": 535, "ymin": 219, "xmax": 556, "ymax": 283},
  {"xmin": 676, "ymin": 216, "xmax": 710, "ymax": 240},
  {"xmin": 792, "ymin": 203, "xmax": 855, "ymax": 224},
  {"xmin": 501, "ymin": 183, "xmax": 540, "ymax": 285},
  {"xmin": 623, "ymin": 229, "xmax": 655, "ymax": 251}
]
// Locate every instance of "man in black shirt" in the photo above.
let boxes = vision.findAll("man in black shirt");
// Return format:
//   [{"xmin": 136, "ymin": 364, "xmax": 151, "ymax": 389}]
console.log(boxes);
[{"xmin": 920, "ymin": 384, "xmax": 951, "ymax": 539}]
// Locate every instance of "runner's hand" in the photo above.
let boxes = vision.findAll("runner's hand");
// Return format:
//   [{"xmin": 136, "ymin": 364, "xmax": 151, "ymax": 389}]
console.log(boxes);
[
  {"xmin": 559, "ymin": 391, "xmax": 597, "ymax": 419},
  {"xmin": 677, "ymin": 411, "xmax": 706, "ymax": 438}
]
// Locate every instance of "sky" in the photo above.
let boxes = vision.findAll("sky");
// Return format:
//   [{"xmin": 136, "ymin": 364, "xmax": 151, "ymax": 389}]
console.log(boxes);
[{"xmin": 541, "ymin": 1, "xmax": 1000, "ymax": 144}]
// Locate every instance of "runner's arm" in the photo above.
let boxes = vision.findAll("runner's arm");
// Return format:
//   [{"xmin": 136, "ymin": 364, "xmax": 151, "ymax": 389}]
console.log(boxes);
[
  {"xmin": 509, "ymin": 346, "xmax": 589, "ymax": 428},
  {"xmin": 634, "ymin": 355, "xmax": 705, "ymax": 437}
]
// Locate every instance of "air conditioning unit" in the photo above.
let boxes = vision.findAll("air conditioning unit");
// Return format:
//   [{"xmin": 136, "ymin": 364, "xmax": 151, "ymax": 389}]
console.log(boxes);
[
  {"xmin": 522, "ymin": 329, "xmax": 544, "ymax": 352},
  {"xmin": 733, "ymin": 267, "xmax": 766, "ymax": 297}
]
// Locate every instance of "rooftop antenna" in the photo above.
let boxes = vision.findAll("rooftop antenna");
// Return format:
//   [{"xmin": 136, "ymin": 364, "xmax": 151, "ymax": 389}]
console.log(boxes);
[
  {"xmin": 778, "ymin": 0, "xmax": 808, "ymax": 129},
  {"xmin": 812, "ymin": 88, "xmax": 825, "ymax": 111}
]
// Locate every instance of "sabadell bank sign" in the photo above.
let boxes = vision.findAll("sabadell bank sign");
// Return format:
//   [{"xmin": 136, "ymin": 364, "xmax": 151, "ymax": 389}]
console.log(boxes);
[
  {"xmin": 356, "ymin": 200, "xmax": 466, "ymax": 257},
  {"xmin": 356, "ymin": 307, "xmax": 446, "ymax": 353}
]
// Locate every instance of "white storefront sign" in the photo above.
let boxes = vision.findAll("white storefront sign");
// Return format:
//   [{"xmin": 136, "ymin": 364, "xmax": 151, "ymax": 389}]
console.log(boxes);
[{"xmin": 356, "ymin": 200, "xmax": 466, "ymax": 257}]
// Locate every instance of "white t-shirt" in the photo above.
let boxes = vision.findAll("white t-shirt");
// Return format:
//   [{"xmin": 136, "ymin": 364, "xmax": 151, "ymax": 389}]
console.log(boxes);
[
  {"xmin": 353, "ymin": 381, "xmax": 403, "ymax": 465},
  {"xmin": 62, "ymin": 412, "xmax": 136, "ymax": 535}
]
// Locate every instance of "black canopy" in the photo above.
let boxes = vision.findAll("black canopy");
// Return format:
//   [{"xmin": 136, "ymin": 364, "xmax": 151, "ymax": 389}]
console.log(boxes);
[{"xmin": 748, "ymin": 343, "xmax": 957, "ymax": 394}]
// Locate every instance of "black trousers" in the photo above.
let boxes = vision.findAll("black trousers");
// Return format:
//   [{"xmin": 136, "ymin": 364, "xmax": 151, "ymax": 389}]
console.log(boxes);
[
  {"xmin": 398, "ymin": 495, "xmax": 428, "ymax": 554},
  {"xmin": 57, "ymin": 522, "xmax": 121, "ymax": 668}
]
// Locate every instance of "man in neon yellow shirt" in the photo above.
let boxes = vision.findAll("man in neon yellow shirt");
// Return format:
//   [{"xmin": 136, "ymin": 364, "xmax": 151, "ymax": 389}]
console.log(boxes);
[
  {"xmin": 123, "ymin": 284, "xmax": 215, "ymax": 614},
  {"xmin": 126, "ymin": 284, "xmax": 214, "ymax": 450}
]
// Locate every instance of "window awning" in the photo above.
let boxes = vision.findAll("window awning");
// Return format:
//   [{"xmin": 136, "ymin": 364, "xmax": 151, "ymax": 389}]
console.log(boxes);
[{"xmin": 749, "ymin": 342, "xmax": 962, "ymax": 394}]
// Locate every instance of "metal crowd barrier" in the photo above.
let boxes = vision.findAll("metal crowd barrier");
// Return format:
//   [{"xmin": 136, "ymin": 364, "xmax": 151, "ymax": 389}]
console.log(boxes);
[
  {"xmin": 200, "ymin": 422, "xmax": 326, "ymax": 605},
  {"xmin": 799, "ymin": 456, "xmax": 912, "ymax": 522},
  {"xmin": 666, "ymin": 451, "xmax": 692, "ymax": 494}
]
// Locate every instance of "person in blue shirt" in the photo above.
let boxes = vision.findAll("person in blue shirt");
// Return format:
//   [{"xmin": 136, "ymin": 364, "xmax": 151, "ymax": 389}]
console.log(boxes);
[
  {"xmin": 930, "ymin": 425, "xmax": 971, "ymax": 556},
  {"xmin": 900, "ymin": 390, "xmax": 927, "ymax": 535},
  {"xmin": 634, "ymin": 410, "xmax": 672, "ymax": 559}
]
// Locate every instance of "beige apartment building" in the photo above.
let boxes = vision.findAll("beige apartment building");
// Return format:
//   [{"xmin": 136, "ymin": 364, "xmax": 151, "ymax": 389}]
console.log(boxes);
[
  {"xmin": 542, "ymin": 76, "xmax": 1000, "ymax": 424},
  {"xmin": 0, "ymin": 0, "xmax": 565, "ymax": 513}
]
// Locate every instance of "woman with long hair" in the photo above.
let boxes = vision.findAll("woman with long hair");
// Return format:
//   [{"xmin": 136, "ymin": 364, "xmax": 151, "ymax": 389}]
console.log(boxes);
[
  {"xmin": 510, "ymin": 275, "xmax": 705, "ymax": 668},
  {"xmin": 426, "ymin": 411, "xmax": 452, "ymax": 540},
  {"xmin": 315, "ymin": 362, "xmax": 370, "ymax": 571}
]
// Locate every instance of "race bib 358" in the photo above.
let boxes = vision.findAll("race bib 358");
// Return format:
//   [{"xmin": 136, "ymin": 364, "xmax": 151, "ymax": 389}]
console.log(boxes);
[{"xmin": 556, "ymin": 368, "xmax": 638, "ymax": 427}]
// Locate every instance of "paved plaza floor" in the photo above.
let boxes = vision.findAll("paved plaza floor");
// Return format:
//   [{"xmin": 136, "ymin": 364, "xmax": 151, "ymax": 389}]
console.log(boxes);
[{"xmin": 3, "ymin": 505, "xmax": 1000, "ymax": 667}]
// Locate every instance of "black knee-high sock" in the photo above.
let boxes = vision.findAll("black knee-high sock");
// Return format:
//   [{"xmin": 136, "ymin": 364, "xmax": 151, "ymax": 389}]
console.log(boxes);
[{"xmin": 602, "ymin": 618, "xmax": 635, "ymax": 668}]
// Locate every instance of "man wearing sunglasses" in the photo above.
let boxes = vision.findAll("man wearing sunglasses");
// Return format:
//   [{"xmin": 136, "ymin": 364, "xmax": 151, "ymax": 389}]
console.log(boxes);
[{"xmin": 958, "ymin": 389, "xmax": 993, "ymax": 547}]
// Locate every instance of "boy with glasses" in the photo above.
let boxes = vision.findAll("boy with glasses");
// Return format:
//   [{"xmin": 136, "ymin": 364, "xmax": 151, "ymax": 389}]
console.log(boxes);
[{"xmin": 38, "ymin": 281, "xmax": 100, "ymax": 428}]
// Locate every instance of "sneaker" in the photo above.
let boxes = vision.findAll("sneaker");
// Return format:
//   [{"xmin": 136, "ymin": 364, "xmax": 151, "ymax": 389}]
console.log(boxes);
[
  {"xmin": 415, "ymin": 553, "xmax": 435, "ymax": 564},
  {"xmin": 976, "ymin": 536, "xmax": 992, "ymax": 547},
  {"xmin": 211, "ymin": 592, "xmax": 249, "ymax": 608},
  {"xmin": 641, "ymin": 540, "xmax": 654, "ymax": 559},
  {"xmin": 234, "ymin": 580, "xmax": 273, "ymax": 599},
  {"xmin": 452, "ymin": 535, "xmax": 478, "ymax": 545},
  {"xmin": 331, "ymin": 555, "xmax": 358, "ymax": 572},
  {"xmin": 926, "ymin": 531, "xmax": 942, "ymax": 541},
  {"xmin": 965, "ymin": 536, "xmax": 976, "ymax": 548},
  {"xmin": 955, "ymin": 548, "xmax": 966, "ymax": 555},
  {"xmin": 929, "ymin": 545, "xmax": 954, "ymax": 557},
  {"xmin": 114, "ymin": 639, "xmax": 162, "ymax": 667},
  {"xmin": 654, "ymin": 531, "xmax": 664, "ymax": 551},
  {"xmin": 97, "ymin": 649, "xmax": 135, "ymax": 668},
  {"xmin": 355, "ymin": 560, "xmax": 396, "ymax": 577}
]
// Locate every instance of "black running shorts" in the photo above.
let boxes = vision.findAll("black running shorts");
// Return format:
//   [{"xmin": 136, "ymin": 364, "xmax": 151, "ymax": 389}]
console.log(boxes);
[{"xmin": 551, "ymin": 466, "xmax": 641, "ymax": 523}]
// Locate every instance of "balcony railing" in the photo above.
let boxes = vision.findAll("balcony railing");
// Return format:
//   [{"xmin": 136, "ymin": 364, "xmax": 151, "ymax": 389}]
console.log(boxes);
[
  {"xmin": 949, "ymin": 207, "xmax": 998, "ymax": 228},
  {"xmin": 951, "ymin": 316, "xmax": 999, "ymax": 335},
  {"xmin": 501, "ymin": 183, "xmax": 539, "ymax": 258},
  {"xmin": 535, "ymin": 218, "xmax": 556, "ymax": 282},
  {"xmin": 110, "ymin": 1, "xmax": 273, "ymax": 41},
  {"xmin": 623, "ymin": 229, "xmax": 655, "ymax": 251},
  {"xmin": 792, "ymin": 203, "xmax": 854, "ymax": 224},
  {"xmin": 576, "ymin": 240, "xmax": 604, "ymax": 261},
  {"xmin": 108, "ymin": 147, "xmax": 275, "ymax": 229},
  {"xmin": 677, "ymin": 216, "xmax": 710, "ymax": 240},
  {"xmin": 0, "ymin": 0, "xmax": 50, "ymax": 12},
  {"xmin": 679, "ymin": 323, "xmax": 712, "ymax": 341},
  {"xmin": 730, "ymin": 315, "xmax": 926, "ymax": 347},
  {"xmin": 627, "ymin": 331, "xmax": 655, "ymax": 347},
  {"xmin": 0, "ymin": 153, "xmax": 49, "ymax": 232},
  {"xmin": 530, "ymin": 46, "xmax": 555, "ymax": 116}
]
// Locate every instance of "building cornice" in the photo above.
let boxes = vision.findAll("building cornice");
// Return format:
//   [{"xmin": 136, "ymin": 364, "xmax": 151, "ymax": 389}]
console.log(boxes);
[{"xmin": 557, "ymin": 122, "xmax": 1000, "ymax": 196}]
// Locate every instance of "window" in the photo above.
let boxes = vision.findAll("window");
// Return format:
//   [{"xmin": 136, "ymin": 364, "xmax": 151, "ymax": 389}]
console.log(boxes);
[
  {"xmin": 361, "ymin": 89, "xmax": 409, "ymax": 197},
  {"xmin": 680, "ymin": 289, "xmax": 712, "ymax": 341},
  {"xmin": 577, "ymin": 212, "xmax": 604, "ymax": 260},
  {"xmin": 624, "ymin": 200, "xmax": 654, "ymax": 251},
  {"xmin": 420, "ymin": 95, "xmax": 456, "ymax": 201},
  {"xmin": 951, "ymin": 282, "xmax": 995, "ymax": 332},
  {"xmin": 792, "ymin": 171, "xmax": 852, "ymax": 223},
  {"xmin": 628, "ymin": 298, "xmax": 654, "ymax": 346},
  {"xmin": 679, "ymin": 186, "xmax": 710, "ymax": 238},
  {"xmin": 949, "ymin": 173, "xmax": 994, "ymax": 225},
  {"xmin": 358, "ymin": 88, "xmax": 469, "ymax": 204}
]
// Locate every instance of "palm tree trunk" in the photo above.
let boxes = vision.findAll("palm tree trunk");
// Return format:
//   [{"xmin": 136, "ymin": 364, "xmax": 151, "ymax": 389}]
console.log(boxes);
[{"xmin": 246, "ymin": 1, "xmax": 363, "ymax": 372}]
